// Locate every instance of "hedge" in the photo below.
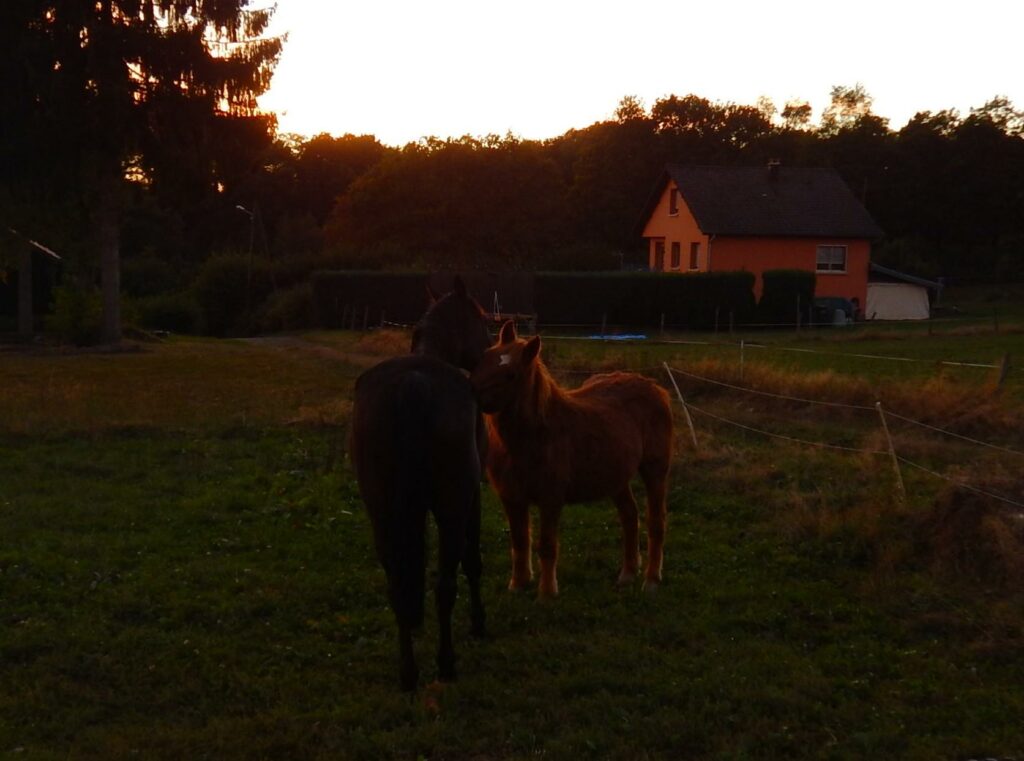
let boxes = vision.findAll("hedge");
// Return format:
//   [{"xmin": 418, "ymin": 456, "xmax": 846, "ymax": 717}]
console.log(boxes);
[
  {"xmin": 311, "ymin": 270, "xmax": 757, "ymax": 330},
  {"xmin": 758, "ymin": 269, "xmax": 816, "ymax": 325}
]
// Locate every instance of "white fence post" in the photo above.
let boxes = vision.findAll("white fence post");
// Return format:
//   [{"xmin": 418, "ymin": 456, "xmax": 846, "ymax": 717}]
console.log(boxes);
[
  {"xmin": 875, "ymin": 401, "xmax": 905, "ymax": 499},
  {"xmin": 664, "ymin": 363, "xmax": 699, "ymax": 450}
]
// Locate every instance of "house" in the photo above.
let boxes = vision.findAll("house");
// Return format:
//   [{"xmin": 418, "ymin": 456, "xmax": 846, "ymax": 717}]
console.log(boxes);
[
  {"xmin": 640, "ymin": 163, "xmax": 884, "ymax": 306},
  {"xmin": 866, "ymin": 262, "xmax": 942, "ymax": 320}
]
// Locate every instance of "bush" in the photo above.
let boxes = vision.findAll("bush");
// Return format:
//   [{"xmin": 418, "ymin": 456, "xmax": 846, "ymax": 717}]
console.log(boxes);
[
  {"xmin": 535, "ymin": 271, "xmax": 756, "ymax": 328},
  {"xmin": 45, "ymin": 284, "xmax": 102, "ymax": 345},
  {"xmin": 192, "ymin": 254, "xmax": 274, "ymax": 336},
  {"xmin": 758, "ymin": 269, "xmax": 816, "ymax": 326},
  {"xmin": 134, "ymin": 291, "xmax": 202, "ymax": 334},
  {"xmin": 255, "ymin": 282, "xmax": 316, "ymax": 333}
]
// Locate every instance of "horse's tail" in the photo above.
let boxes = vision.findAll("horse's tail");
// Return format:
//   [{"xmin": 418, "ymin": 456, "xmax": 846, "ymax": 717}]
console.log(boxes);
[{"xmin": 384, "ymin": 371, "xmax": 435, "ymax": 630}]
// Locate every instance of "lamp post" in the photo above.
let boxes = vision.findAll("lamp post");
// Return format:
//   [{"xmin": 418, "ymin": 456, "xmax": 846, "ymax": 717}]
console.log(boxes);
[{"xmin": 235, "ymin": 204, "xmax": 255, "ymax": 328}]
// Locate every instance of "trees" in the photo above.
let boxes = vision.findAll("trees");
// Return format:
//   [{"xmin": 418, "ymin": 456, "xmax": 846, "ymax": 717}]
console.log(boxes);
[{"xmin": 2, "ymin": 1, "xmax": 282, "ymax": 342}]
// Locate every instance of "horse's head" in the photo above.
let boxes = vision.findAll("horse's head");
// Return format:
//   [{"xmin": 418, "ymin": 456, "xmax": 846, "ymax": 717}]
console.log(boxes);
[
  {"xmin": 470, "ymin": 320, "xmax": 541, "ymax": 413},
  {"xmin": 412, "ymin": 276, "xmax": 492, "ymax": 372}
]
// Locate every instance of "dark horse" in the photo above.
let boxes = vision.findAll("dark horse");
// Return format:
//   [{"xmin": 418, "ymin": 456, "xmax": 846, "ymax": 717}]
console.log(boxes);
[{"xmin": 350, "ymin": 277, "xmax": 492, "ymax": 690}]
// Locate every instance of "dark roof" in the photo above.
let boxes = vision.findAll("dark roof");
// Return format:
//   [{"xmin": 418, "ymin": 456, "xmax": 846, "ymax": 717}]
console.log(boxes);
[
  {"xmin": 869, "ymin": 262, "xmax": 942, "ymax": 290},
  {"xmin": 646, "ymin": 164, "xmax": 884, "ymax": 239}
]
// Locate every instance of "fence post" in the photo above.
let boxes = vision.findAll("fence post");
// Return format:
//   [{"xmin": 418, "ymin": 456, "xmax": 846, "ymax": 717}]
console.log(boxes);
[
  {"xmin": 663, "ymin": 363, "xmax": 699, "ymax": 450},
  {"xmin": 380, "ymin": 309, "xmax": 386, "ymax": 328},
  {"xmin": 601, "ymin": 313, "xmax": 607, "ymax": 337},
  {"xmin": 997, "ymin": 354, "xmax": 1011, "ymax": 390},
  {"xmin": 660, "ymin": 312, "xmax": 666, "ymax": 338},
  {"xmin": 993, "ymin": 308, "xmax": 1000, "ymax": 335},
  {"xmin": 739, "ymin": 340, "xmax": 745, "ymax": 382},
  {"xmin": 714, "ymin": 306, "xmax": 720, "ymax": 334},
  {"xmin": 729, "ymin": 310, "xmax": 734, "ymax": 335},
  {"xmin": 796, "ymin": 295, "xmax": 802, "ymax": 333},
  {"xmin": 362, "ymin": 304, "xmax": 370, "ymax": 331},
  {"xmin": 875, "ymin": 402, "xmax": 905, "ymax": 499}
]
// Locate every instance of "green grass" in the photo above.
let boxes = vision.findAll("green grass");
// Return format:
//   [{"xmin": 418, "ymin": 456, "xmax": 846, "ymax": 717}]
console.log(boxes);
[{"xmin": 2, "ymin": 333, "xmax": 1023, "ymax": 759}]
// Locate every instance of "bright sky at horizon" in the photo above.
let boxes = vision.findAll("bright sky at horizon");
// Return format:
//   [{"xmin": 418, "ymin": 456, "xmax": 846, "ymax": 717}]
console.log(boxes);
[{"xmin": 258, "ymin": 0, "xmax": 1023, "ymax": 147}]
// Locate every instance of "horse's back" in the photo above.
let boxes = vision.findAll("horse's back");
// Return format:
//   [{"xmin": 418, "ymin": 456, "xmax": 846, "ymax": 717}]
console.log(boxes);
[
  {"xmin": 352, "ymin": 355, "xmax": 480, "ymax": 515},
  {"xmin": 572, "ymin": 372, "xmax": 672, "ymax": 439}
]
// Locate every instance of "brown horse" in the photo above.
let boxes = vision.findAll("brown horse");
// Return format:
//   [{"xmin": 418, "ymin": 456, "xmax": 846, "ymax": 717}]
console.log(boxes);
[
  {"xmin": 470, "ymin": 321, "xmax": 673, "ymax": 598},
  {"xmin": 350, "ymin": 277, "xmax": 492, "ymax": 690}
]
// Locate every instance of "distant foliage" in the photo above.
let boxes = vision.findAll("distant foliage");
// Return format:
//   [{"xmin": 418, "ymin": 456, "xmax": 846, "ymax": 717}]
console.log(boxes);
[
  {"xmin": 135, "ymin": 292, "xmax": 202, "ymax": 335},
  {"xmin": 193, "ymin": 254, "xmax": 274, "ymax": 336},
  {"xmin": 46, "ymin": 285, "xmax": 103, "ymax": 345}
]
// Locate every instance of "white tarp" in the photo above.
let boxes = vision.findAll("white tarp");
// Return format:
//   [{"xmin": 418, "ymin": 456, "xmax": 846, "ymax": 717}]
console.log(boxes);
[{"xmin": 866, "ymin": 283, "xmax": 930, "ymax": 320}]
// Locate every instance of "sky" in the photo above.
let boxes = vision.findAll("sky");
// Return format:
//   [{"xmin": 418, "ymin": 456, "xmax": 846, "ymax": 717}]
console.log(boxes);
[{"xmin": 257, "ymin": 0, "xmax": 1023, "ymax": 147}]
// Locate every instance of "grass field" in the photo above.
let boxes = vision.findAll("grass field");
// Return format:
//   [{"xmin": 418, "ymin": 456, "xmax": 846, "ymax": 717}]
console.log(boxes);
[{"xmin": 2, "ymin": 319, "xmax": 1023, "ymax": 759}]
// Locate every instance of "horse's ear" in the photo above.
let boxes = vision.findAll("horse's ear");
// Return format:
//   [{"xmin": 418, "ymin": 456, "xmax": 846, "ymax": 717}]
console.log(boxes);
[
  {"xmin": 499, "ymin": 320, "xmax": 516, "ymax": 344},
  {"xmin": 453, "ymin": 275, "xmax": 467, "ymax": 298},
  {"xmin": 523, "ymin": 335, "xmax": 541, "ymax": 364}
]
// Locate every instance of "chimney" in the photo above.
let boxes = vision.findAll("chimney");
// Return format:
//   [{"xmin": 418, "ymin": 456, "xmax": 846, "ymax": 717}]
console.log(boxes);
[{"xmin": 767, "ymin": 159, "xmax": 781, "ymax": 181}]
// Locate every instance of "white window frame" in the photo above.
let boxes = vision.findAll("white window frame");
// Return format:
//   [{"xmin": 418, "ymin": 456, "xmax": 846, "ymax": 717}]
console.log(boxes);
[{"xmin": 816, "ymin": 244, "xmax": 847, "ymax": 273}]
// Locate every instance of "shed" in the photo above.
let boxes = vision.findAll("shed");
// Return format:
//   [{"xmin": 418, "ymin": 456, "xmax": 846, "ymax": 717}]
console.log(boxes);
[{"xmin": 866, "ymin": 263, "xmax": 942, "ymax": 321}]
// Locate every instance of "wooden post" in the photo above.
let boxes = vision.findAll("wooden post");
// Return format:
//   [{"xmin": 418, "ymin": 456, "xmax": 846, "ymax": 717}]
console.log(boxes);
[
  {"xmin": 380, "ymin": 309, "xmax": 386, "ymax": 328},
  {"xmin": 362, "ymin": 304, "xmax": 370, "ymax": 331},
  {"xmin": 729, "ymin": 310, "xmax": 734, "ymax": 335},
  {"xmin": 660, "ymin": 312, "xmax": 666, "ymax": 338},
  {"xmin": 740, "ymin": 340, "xmax": 745, "ymax": 382},
  {"xmin": 875, "ymin": 402, "xmax": 905, "ymax": 499},
  {"xmin": 601, "ymin": 313, "xmax": 607, "ymax": 337},
  {"xmin": 17, "ymin": 245, "xmax": 32, "ymax": 339},
  {"xmin": 796, "ymin": 295, "xmax": 802, "ymax": 333},
  {"xmin": 663, "ymin": 363, "xmax": 699, "ymax": 450},
  {"xmin": 997, "ymin": 354, "xmax": 1011, "ymax": 390},
  {"xmin": 714, "ymin": 306, "xmax": 720, "ymax": 334},
  {"xmin": 993, "ymin": 308, "xmax": 1000, "ymax": 335},
  {"xmin": 341, "ymin": 304, "xmax": 350, "ymax": 331}
]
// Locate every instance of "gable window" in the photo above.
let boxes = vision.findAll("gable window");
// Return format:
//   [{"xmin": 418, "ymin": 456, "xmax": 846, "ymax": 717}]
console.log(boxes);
[
  {"xmin": 653, "ymin": 239, "xmax": 665, "ymax": 271},
  {"xmin": 689, "ymin": 242, "xmax": 700, "ymax": 270},
  {"xmin": 668, "ymin": 188, "xmax": 679, "ymax": 216},
  {"xmin": 816, "ymin": 244, "xmax": 847, "ymax": 272},
  {"xmin": 670, "ymin": 242, "xmax": 681, "ymax": 269}
]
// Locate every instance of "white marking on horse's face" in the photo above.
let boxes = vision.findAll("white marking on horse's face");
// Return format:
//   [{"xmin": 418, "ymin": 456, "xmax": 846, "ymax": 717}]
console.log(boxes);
[{"xmin": 499, "ymin": 353, "xmax": 511, "ymax": 367}]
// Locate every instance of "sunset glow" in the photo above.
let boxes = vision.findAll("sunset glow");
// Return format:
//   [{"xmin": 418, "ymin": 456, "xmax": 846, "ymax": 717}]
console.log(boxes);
[{"xmin": 258, "ymin": 0, "xmax": 1023, "ymax": 146}]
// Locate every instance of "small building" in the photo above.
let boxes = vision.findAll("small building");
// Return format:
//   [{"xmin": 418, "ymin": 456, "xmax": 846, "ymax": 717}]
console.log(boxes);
[
  {"xmin": 639, "ymin": 163, "xmax": 884, "ymax": 306},
  {"xmin": 866, "ymin": 262, "xmax": 942, "ymax": 321}
]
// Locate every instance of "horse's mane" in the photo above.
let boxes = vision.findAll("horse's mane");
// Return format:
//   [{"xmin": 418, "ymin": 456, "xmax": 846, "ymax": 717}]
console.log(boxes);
[{"xmin": 505, "ymin": 350, "xmax": 564, "ymax": 431}]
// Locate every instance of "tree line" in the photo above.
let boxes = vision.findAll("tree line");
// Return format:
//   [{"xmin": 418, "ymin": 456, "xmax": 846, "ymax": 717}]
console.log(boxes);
[{"xmin": 3, "ymin": 3, "xmax": 1023, "ymax": 340}]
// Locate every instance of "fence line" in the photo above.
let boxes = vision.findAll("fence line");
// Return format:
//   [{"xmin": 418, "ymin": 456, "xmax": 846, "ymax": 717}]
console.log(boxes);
[
  {"xmin": 665, "ymin": 364, "xmax": 1024, "ymax": 458},
  {"xmin": 684, "ymin": 401, "xmax": 887, "ymax": 455},
  {"xmin": 665, "ymin": 365, "xmax": 877, "ymax": 411},
  {"xmin": 896, "ymin": 456, "xmax": 1024, "ymax": 510},
  {"xmin": 884, "ymin": 410, "xmax": 1024, "ymax": 458},
  {"xmin": 662, "ymin": 365, "xmax": 1024, "ymax": 511}
]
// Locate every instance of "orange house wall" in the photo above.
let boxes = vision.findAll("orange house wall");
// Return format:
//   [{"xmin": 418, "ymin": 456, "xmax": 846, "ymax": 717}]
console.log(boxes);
[
  {"xmin": 641, "ymin": 183, "xmax": 709, "ymax": 271},
  {"xmin": 710, "ymin": 237, "xmax": 870, "ymax": 304},
  {"xmin": 641, "ymin": 181, "xmax": 870, "ymax": 304}
]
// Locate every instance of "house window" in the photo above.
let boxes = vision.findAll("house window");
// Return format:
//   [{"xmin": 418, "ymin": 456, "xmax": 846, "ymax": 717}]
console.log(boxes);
[
  {"xmin": 653, "ymin": 239, "xmax": 665, "ymax": 271},
  {"xmin": 689, "ymin": 242, "xmax": 700, "ymax": 270},
  {"xmin": 670, "ymin": 242, "xmax": 681, "ymax": 269},
  {"xmin": 668, "ymin": 188, "xmax": 679, "ymax": 215},
  {"xmin": 816, "ymin": 244, "xmax": 847, "ymax": 272}
]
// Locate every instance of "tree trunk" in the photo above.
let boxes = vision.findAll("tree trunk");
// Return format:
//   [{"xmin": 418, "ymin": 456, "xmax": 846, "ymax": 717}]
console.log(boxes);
[
  {"xmin": 17, "ymin": 245, "xmax": 32, "ymax": 338},
  {"xmin": 96, "ymin": 169, "xmax": 121, "ymax": 344}
]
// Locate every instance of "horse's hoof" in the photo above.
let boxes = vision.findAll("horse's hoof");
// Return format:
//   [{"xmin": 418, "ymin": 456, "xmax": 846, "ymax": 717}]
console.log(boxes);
[
  {"xmin": 642, "ymin": 578, "xmax": 660, "ymax": 595},
  {"xmin": 508, "ymin": 578, "xmax": 531, "ymax": 593},
  {"xmin": 616, "ymin": 571, "xmax": 637, "ymax": 587}
]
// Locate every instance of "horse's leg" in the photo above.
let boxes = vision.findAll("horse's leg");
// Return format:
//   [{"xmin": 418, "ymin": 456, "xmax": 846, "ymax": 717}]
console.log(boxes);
[
  {"xmin": 503, "ymin": 498, "xmax": 533, "ymax": 591},
  {"xmin": 462, "ymin": 488, "xmax": 486, "ymax": 637},
  {"xmin": 536, "ymin": 501, "xmax": 564, "ymax": 599},
  {"xmin": 640, "ymin": 462, "xmax": 669, "ymax": 592},
  {"xmin": 434, "ymin": 512, "xmax": 464, "ymax": 682},
  {"xmin": 612, "ymin": 485, "xmax": 641, "ymax": 585},
  {"xmin": 377, "ymin": 510, "xmax": 426, "ymax": 691}
]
